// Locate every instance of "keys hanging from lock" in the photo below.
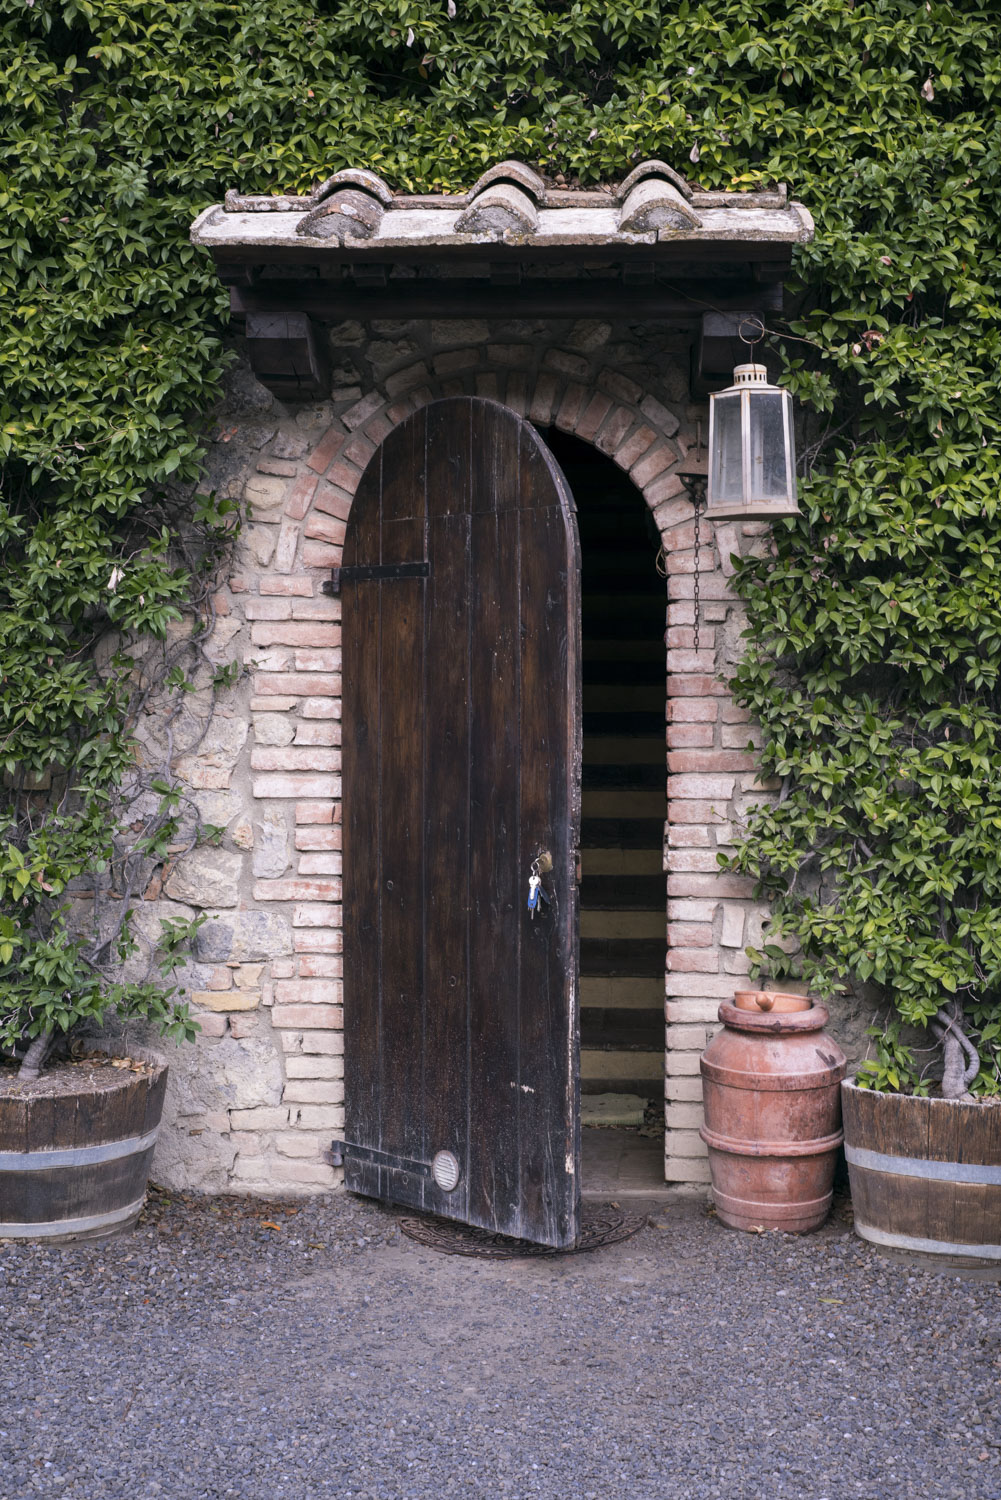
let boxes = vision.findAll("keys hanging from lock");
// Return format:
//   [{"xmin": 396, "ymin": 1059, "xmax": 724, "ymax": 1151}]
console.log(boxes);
[{"xmin": 527, "ymin": 860, "xmax": 553, "ymax": 921}]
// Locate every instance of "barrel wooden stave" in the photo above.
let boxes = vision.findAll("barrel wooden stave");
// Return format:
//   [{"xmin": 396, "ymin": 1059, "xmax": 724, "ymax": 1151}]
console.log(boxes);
[
  {"xmin": 0, "ymin": 1057, "xmax": 167, "ymax": 1243},
  {"xmin": 842, "ymin": 1081, "xmax": 1001, "ymax": 1271}
]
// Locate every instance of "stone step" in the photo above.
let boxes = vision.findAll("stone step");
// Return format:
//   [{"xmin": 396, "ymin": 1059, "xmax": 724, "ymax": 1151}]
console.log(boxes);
[
  {"xmin": 581, "ymin": 1049, "xmax": 663, "ymax": 1084},
  {"xmin": 583, "ymin": 711, "xmax": 665, "ymax": 735},
  {"xmin": 583, "ymin": 685, "xmax": 664, "ymax": 712},
  {"xmin": 580, "ymin": 875, "xmax": 665, "ymax": 910},
  {"xmin": 581, "ymin": 1007, "xmax": 663, "ymax": 1051},
  {"xmin": 580, "ymin": 1093, "xmax": 648, "ymax": 1128},
  {"xmin": 580, "ymin": 849, "xmax": 662, "ymax": 876},
  {"xmin": 583, "ymin": 787, "xmax": 667, "ymax": 818},
  {"xmin": 580, "ymin": 937, "xmax": 665, "ymax": 978},
  {"xmin": 581, "ymin": 909, "xmax": 664, "ymax": 940},
  {"xmin": 582, "ymin": 659, "xmax": 664, "ymax": 687},
  {"xmin": 580, "ymin": 816, "xmax": 664, "ymax": 850},
  {"xmin": 581, "ymin": 976, "xmax": 664, "ymax": 1008},
  {"xmin": 582, "ymin": 735, "xmax": 664, "ymax": 765},
  {"xmin": 581, "ymin": 613, "xmax": 664, "ymax": 642},
  {"xmin": 583, "ymin": 639, "xmax": 664, "ymax": 662}
]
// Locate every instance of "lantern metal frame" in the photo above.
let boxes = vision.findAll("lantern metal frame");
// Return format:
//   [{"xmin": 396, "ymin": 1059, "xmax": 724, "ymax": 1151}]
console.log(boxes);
[{"xmin": 704, "ymin": 361, "xmax": 799, "ymax": 522}]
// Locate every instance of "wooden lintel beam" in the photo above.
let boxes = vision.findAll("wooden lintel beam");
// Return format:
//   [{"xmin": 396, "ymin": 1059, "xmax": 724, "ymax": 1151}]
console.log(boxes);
[{"xmin": 230, "ymin": 279, "xmax": 784, "ymax": 323}]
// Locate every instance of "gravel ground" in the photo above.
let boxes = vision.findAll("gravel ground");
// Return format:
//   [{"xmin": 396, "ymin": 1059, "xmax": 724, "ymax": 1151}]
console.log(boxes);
[{"xmin": 1, "ymin": 1187, "xmax": 999, "ymax": 1500}]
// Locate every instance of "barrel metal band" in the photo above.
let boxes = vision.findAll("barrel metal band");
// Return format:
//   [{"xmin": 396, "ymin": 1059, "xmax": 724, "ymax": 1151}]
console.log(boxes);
[
  {"xmin": 846, "ymin": 1144, "xmax": 1001, "ymax": 1186},
  {"xmin": 0, "ymin": 1127, "xmax": 159, "ymax": 1172},
  {"xmin": 0, "ymin": 1194, "xmax": 147, "ymax": 1240},
  {"xmin": 855, "ymin": 1221, "xmax": 1001, "ymax": 1262}
]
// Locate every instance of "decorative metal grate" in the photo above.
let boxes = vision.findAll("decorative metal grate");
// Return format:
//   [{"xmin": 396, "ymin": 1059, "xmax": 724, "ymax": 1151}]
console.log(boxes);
[{"xmin": 399, "ymin": 1205, "xmax": 645, "ymax": 1259}]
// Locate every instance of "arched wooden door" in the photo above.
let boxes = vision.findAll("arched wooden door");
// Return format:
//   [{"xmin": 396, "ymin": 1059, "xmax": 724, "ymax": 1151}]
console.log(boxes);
[{"xmin": 340, "ymin": 397, "xmax": 582, "ymax": 1248}]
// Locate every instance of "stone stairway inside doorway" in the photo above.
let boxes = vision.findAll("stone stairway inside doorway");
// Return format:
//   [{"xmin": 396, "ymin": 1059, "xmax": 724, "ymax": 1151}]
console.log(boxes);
[{"xmin": 545, "ymin": 430, "xmax": 667, "ymax": 1128}]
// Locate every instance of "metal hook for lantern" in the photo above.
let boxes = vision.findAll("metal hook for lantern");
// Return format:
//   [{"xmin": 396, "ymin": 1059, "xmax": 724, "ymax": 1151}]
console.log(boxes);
[{"xmin": 737, "ymin": 314, "xmax": 766, "ymax": 348}]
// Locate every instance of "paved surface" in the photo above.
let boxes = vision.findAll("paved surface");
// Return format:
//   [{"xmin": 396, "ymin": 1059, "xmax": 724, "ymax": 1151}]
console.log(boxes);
[
  {"xmin": 2, "ymin": 1185, "xmax": 999, "ymax": 1500},
  {"xmin": 581, "ymin": 1124, "xmax": 671, "ymax": 1198}
]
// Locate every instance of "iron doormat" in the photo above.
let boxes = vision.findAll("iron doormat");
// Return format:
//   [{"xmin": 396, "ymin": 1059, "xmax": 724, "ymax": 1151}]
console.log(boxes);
[{"xmin": 398, "ymin": 1205, "xmax": 645, "ymax": 1259}]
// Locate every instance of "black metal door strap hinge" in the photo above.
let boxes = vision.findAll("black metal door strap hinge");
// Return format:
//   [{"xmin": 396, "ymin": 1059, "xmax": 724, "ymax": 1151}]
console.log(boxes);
[
  {"xmin": 328, "ymin": 1140, "xmax": 432, "ymax": 1178},
  {"xmin": 324, "ymin": 561, "xmax": 430, "ymax": 596}
]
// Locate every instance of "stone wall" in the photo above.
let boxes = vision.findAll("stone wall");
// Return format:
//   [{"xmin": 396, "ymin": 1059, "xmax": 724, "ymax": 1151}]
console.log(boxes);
[{"xmin": 143, "ymin": 313, "xmax": 794, "ymax": 1194}]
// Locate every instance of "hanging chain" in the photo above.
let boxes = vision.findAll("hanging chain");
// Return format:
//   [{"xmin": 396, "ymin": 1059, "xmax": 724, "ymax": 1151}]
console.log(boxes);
[{"xmin": 692, "ymin": 489, "xmax": 701, "ymax": 654}]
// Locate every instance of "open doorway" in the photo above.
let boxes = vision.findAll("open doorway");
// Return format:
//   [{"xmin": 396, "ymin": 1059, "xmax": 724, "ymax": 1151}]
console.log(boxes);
[{"xmin": 542, "ymin": 430, "xmax": 668, "ymax": 1196}]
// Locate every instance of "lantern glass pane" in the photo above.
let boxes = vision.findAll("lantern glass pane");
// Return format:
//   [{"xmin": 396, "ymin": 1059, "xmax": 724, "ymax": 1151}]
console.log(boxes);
[
  {"xmin": 748, "ymin": 390, "xmax": 791, "ymax": 501},
  {"xmin": 710, "ymin": 392, "xmax": 743, "ymax": 503}
]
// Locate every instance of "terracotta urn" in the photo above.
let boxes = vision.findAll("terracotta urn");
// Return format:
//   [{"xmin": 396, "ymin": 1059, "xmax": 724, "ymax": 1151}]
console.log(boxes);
[{"xmin": 699, "ymin": 991, "xmax": 847, "ymax": 1233}]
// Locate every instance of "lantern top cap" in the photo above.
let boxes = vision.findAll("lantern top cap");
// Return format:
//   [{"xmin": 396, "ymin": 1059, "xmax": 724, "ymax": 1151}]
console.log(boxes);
[{"xmin": 731, "ymin": 363, "xmax": 770, "ymax": 386}]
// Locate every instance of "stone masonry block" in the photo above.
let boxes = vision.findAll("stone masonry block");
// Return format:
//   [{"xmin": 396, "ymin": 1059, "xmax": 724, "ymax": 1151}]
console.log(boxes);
[
  {"xmin": 280, "ymin": 1028, "xmax": 345, "ymax": 1054},
  {"xmin": 597, "ymin": 368, "xmax": 643, "ymax": 404},
  {"xmin": 631, "ymin": 444, "xmax": 674, "ymax": 489},
  {"xmin": 306, "ymin": 426, "xmax": 345, "ymax": 474},
  {"xmin": 667, "ymin": 949, "xmax": 719, "ymax": 973},
  {"xmin": 305, "ymin": 512, "xmax": 347, "ymax": 547},
  {"xmin": 283, "ymin": 1079, "xmax": 345, "ymax": 1105},
  {"xmin": 290, "ymin": 598, "xmax": 341, "ymax": 620},
  {"xmin": 290, "ymin": 1105, "xmax": 346, "ymax": 1131},
  {"xmin": 292, "ymin": 902, "xmax": 342, "ymax": 927},
  {"xmin": 191, "ymin": 989, "xmax": 261, "ymax": 1012},
  {"xmin": 594, "ymin": 405, "xmax": 634, "ymax": 456},
  {"xmin": 295, "ymin": 956, "xmax": 343, "ymax": 979},
  {"xmin": 667, "ymin": 874, "xmax": 757, "ymax": 899},
  {"xmin": 293, "ymin": 929, "xmax": 343, "ymax": 953},
  {"xmin": 666, "ymin": 973, "xmax": 745, "ymax": 997},
  {"xmin": 297, "ymin": 853, "xmax": 341, "ymax": 875},
  {"xmin": 666, "ymin": 1102, "xmax": 705, "ymax": 1131},
  {"xmin": 667, "ymin": 899, "xmax": 719, "ymax": 922},
  {"xmin": 295, "ymin": 800, "xmax": 333, "ymax": 824},
  {"xmin": 252, "ymin": 774, "xmax": 341, "ymax": 800},
  {"xmin": 294, "ymin": 719, "xmax": 340, "ymax": 743},
  {"xmin": 613, "ymin": 425, "xmax": 657, "ymax": 471},
  {"xmin": 640, "ymin": 395, "xmax": 681, "ymax": 437},
  {"xmin": 665, "ymin": 1075, "xmax": 706, "ymax": 1101},
  {"xmin": 667, "ymin": 922, "xmax": 713, "ymax": 947},
  {"xmin": 274, "ymin": 979, "xmax": 342, "ymax": 1005},
  {"xmin": 667, "ymin": 1025, "xmax": 708, "ymax": 1051},
  {"xmin": 721, "ymin": 905, "xmax": 746, "ymax": 948},
  {"xmin": 285, "ymin": 1055, "xmax": 344, "ymax": 1080},
  {"xmin": 300, "ymin": 698, "xmax": 341, "ymax": 719},
  {"xmin": 256, "ymin": 879, "xmax": 342, "ymax": 903},
  {"xmin": 295, "ymin": 827, "xmax": 341, "ymax": 850},
  {"xmin": 229, "ymin": 1107, "xmax": 291, "ymax": 1131},
  {"xmin": 271, "ymin": 1004, "xmax": 343, "ymax": 1030},
  {"xmin": 294, "ymin": 650, "xmax": 341, "ymax": 673},
  {"xmin": 667, "ymin": 774, "xmax": 735, "ymax": 800},
  {"xmin": 575, "ymin": 392, "xmax": 613, "ymax": 442},
  {"xmin": 301, "ymin": 542, "xmax": 344, "ymax": 569},
  {"xmin": 666, "ymin": 700, "xmax": 718, "ymax": 724},
  {"xmin": 251, "ymin": 748, "xmax": 340, "ymax": 772},
  {"xmin": 664, "ymin": 1153, "xmax": 712, "ymax": 1181},
  {"xmin": 529, "ymin": 373, "xmax": 560, "ymax": 424}
]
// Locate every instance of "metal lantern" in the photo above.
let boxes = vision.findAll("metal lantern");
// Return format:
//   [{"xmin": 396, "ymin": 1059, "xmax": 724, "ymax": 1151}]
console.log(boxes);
[{"xmin": 705, "ymin": 363, "xmax": 799, "ymax": 520}]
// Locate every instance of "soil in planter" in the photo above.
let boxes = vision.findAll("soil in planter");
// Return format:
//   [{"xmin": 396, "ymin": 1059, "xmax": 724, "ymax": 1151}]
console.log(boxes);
[{"xmin": 0, "ymin": 1053, "xmax": 158, "ymax": 1099}]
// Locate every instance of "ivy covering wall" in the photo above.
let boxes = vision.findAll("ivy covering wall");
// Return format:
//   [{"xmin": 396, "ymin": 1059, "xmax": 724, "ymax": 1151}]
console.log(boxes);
[{"xmin": 2, "ymin": 1, "xmax": 999, "ymax": 1088}]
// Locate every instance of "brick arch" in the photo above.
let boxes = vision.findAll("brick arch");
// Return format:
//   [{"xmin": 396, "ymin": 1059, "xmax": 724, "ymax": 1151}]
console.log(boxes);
[{"xmin": 289, "ymin": 361, "xmax": 709, "ymax": 591}]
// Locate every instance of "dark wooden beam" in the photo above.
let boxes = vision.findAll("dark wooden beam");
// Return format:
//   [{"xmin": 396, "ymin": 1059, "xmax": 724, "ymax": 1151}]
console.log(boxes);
[{"xmin": 230, "ymin": 279, "xmax": 784, "ymax": 323}]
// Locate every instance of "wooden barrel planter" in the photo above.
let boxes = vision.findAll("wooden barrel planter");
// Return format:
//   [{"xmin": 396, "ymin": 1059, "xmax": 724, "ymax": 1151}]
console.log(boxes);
[
  {"xmin": 842, "ymin": 1080, "xmax": 1001, "ymax": 1273},
  {"xmin": 0, "ymin": 1043, "xmax": 167, "ymax": 1244},
  {"xmin": 700, "ymin": 991, "xmax": 847, "ymax": 1233}
]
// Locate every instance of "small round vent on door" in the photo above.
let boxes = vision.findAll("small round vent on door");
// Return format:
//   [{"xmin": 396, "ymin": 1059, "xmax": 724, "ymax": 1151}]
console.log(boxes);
[{"xmin": 431, "ymin": 1150, "xmax": 460, "ymax": 1192}]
